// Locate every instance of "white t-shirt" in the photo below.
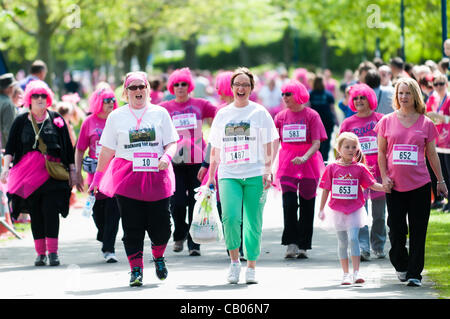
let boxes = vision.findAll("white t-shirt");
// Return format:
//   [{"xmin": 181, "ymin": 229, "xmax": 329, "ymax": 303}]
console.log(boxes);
[
  {"xmin": 208, "ymin": 101, "xmax": 279, "ymax": 179},
  {"xmin": 100, "ymin": 104, "xmax": 179, "ymax": 162}
]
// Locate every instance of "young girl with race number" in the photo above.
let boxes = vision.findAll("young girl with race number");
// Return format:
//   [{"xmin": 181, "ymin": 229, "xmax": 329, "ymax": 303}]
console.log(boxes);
[{"xmin": 318, "ymin": 132, "xmax": 386, "ymax": 285}]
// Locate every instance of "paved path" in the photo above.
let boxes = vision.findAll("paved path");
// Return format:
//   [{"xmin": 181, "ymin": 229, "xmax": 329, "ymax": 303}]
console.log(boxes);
[{"xmin": 0, "ymin": 189, "xmax": 439, "ymax": 301}]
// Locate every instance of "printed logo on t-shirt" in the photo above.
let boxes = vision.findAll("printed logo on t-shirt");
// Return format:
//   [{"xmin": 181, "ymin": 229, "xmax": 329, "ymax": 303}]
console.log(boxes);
[
  {"xmin": 129, "ymin": 126, "xmax": 156, "ymax": 143},
  {"xmin": 225, "ymin": 121, "xmax": 251, "ymax": 136}
]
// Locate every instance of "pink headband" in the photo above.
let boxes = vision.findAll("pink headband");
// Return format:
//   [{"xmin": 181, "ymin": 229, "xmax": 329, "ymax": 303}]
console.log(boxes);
[{"xmin": 124, "ymin": 72, "xmax": 149, "ymax": 88}]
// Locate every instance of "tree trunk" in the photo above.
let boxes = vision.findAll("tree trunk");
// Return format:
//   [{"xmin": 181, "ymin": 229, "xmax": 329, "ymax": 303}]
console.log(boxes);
[
  {"xmin": 122, "ymin": 42, "xmax": 136, "ymax": 75},
  {"xmin": 239, "ymin": 40, "xmax": 250, "ymax": 67},
  {"xmin": 320, "ymin": 31, "xmax": 328, "ymax": 70},
  {"xmin": 36, "ymin": 0, "xmax": 52, "ymax": 85},
  {"xmin": 137, "ymin": 35, "xmax": 154, "ymax": 72},
  {"xmin": 282, "ymin": 25, "xmax": 292, "ymax": 70},
  {"xmin": 183, "ymin": 34, "xmax": 198, "ymax": 69}
]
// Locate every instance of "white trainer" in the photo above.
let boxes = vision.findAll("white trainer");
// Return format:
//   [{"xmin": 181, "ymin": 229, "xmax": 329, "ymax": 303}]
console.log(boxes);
[
  {"xmin": 227, "ymin": 262, "xmax": 241, "ymax": 284},
  {"xmin": 285, "ymin": 244, "xmax": 299, "ymax": 258},
  {"xmin": 245, "ymin": 267, "xmax": 258, "ymax": 284},
  {"xmin": 353, "ymin": 271, "xmax": 365, "ymax": 285},
  {"xmin": 341, "ymin": 273, "xmax": 352, "ymax": 285}
]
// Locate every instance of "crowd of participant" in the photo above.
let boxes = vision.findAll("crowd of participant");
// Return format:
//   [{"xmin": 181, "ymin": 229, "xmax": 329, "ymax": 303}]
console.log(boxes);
[{"xmin": 0, "ymin": 47, "xmax": 449, "ymax": 288}]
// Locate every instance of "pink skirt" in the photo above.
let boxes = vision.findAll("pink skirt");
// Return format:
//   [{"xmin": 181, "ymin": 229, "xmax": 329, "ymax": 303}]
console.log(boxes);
[
  {"xmin": 275, "ymin": 143, "xmax": 325, "ymax": 181},
  {"xmin": 7, "ymin": 151, "xmax": 50, "ymax": 199},
  {"xmin": 99, "ymin": 157, "xmax": 175, "ymax": 202}
]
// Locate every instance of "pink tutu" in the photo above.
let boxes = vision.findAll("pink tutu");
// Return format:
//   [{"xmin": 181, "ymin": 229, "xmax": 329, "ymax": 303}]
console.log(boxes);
[
  {"xmin": 99, "ymin": 157, "xmax": 175, "ymax": 202},
  {"xmin": 320, "ymin": 205, "xmax": 370, "ymax": 232},
  {"xmin": 7, "ymin": 151, "xmax": 49, "ymax": 199}
]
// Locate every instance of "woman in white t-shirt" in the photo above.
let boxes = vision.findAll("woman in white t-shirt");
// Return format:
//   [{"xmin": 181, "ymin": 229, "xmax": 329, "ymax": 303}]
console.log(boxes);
[
  {"xmin": 89, "ymin": 71, "xmax": 179, "ymax": 287},
  {"xmin": 206, "ymin": 67, "xmax": 279, "ymax": 284}
]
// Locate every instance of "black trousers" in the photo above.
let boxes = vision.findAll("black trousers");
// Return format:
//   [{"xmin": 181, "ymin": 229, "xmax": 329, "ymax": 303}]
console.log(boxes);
[
  {"xmin": 386, "ymin": 183, "xmax": 431, "ymax": 281},
  {"xmin": 28, "ymin": 179, "xmax": 70, "ymax": 240},
  {"xmin": 115, "ymin": 195, "xmax": 171, "ymax": 258},
  {"xmin": 170, "ymin": 163, "xmax": 201, "ymax": 250},
  {"xmin": 92, "ymin": 197, "xmax": 121, "ymax": 253},
  {"xmin": 281, "ymin": 191, "xmax": 315, "ymax": 250},
  {"xmin": 427, "ymin": 154, "xmax": 449, "ymax": 203}
]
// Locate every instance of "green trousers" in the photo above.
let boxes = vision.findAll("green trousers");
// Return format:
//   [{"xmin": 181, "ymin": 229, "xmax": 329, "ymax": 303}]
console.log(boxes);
[{"xmin": 218, "ymin": 176, "xmax": 268, "ymax": 261}]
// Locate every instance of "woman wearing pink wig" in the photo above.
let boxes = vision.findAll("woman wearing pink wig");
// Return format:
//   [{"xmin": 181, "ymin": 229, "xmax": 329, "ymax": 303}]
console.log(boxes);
[
  {"xmin": 160, "ymin": 67, "xmax": 216, "ymax": 256},
  {"xmin": 1, "ymin": 80, "xmax": 76, "ymax": 267},
  {"xmin": 74, "ymin": 86, "xmax": 120, "ymax": 263},
  {"xmin": 274, "ymin": 79, "xmax": 327, "ymax": 259},
  {"xmin": 89, "ymin": 71, "xmax": 179, "ymax": 286},
  {"xmin": 340, "ymin": 83, "xmax": 386, "ymax": 261}
]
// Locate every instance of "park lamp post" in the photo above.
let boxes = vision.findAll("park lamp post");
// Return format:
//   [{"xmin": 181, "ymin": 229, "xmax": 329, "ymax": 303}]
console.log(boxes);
[
  {"xmin": 442, "ymin": 0, "xmax": 448, "ymax": 57},
  {"xmin": 400, "ymin": 0, "xmax": 405, "ymax": 61}
]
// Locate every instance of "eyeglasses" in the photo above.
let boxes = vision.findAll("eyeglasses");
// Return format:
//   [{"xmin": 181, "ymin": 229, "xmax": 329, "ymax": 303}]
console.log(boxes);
[
  {"xmin": 281, "ymin": 92, "xmax": 292, "ymax": 97},
  {"xmin": 127, "ymin": 85, "xmax": 147, "ymax": 91},
  {"xmin": 103, "ymin": 97, "xmax": 116, "ymax": 104},
  {"xmin": 352, "ymin": 96, "xmax": 367, "ymax": 101},
  {"xmin": 173, "ymin": 82, "xmax": 188, "ymax": 87},
  {"xmin": 232, "ymin": 83, "xmax": 251, "ymax": 88},
  {"xmin": 31, "ymin": 94, "xmax": 48, "ymax": 99},
  {"xmin": 433, "ymin": 82, "xmax": 446, "ymax": 87}
]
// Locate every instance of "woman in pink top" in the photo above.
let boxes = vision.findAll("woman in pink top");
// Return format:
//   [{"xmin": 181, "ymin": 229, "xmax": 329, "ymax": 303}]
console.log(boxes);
[
  {"xmin": 319, "ymin": 132, "xmax": 385, "ymax": 285},
  {"xmin": 375, "ymin": 77, "xmax": 448, "ymax": 287},
  {"xmin": 274, "ymin": 79, "xmax": 327, "ymax": 259},
  {"xmin": 160, "ymin": 67, "xmax": 216, "ymax": 256},
  {"xmin": 74, "ymin": 86, "xmax": 120, "ymax": 263},
  {"xmin": 425, "ymin": 73, "xmax": 450, "ymax": 211},
  {"xmin": 340, "ymin": 83, "xmax": 386, "ymax": 260}
]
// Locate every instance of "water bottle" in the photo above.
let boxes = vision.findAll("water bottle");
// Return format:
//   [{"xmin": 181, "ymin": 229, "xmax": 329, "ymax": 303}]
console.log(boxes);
[{"xmin": 82, "ymin": 193, "xmax": 95, "ymax": 218}]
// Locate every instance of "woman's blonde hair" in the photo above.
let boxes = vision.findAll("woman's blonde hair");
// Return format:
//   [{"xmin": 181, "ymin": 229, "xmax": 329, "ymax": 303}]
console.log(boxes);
[
  {"xmin": 335, "ymin": 131, "xmax": 365, "ymax": 164},
  {"xmin": 392, "ymin": 77, "xmax": 426, "ymax": 114}
]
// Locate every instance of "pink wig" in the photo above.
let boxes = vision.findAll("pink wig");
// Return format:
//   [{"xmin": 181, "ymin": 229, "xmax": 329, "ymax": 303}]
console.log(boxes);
[
  {"xmin": 281, "ymin": 79, "xmax": 310, "ymax": 105},
  {"xmin": 23, "ymin": 80, "xmax": 54, "ymax": 108},
  {"xmin": 348, "ymin": 83, "xmax": 377, "ymax": 112},
  {"xmin": 215, "ymin": 71, "xmax": 233, "ymax": 97},
  {"xmin": 167, "ymin": 67, "xmax": 195, "ymax": 95},
  {"xmin": 88, "ymin": 87, "xmax": 118, "ymax": 115}
]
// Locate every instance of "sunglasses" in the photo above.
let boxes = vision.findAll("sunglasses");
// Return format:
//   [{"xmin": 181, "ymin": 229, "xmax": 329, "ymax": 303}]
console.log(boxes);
[
  {"xmin": 433, "ymin": 82, "xmax": 446, "ymax": 86},
  {"xmin": 31, "ymin": 94, "xmax": 48, "ymax": 99},
  {"xmin": 281, "ymin": 92, "xmax": 292, "ymax": 97},
  {"xmin": 173, "ymin": 82, "xmax": 188, "ymax": 87},
  {"xmin": 353, "ymin": 96, "xmax": 367, "ymax": 101},
  {"xmin": 127, "ymin": 85, "xmax": 147, "ymax": 91},
  {"xmin": 103, "ymin": 97, "xmax": 116, "ymax": 104}
]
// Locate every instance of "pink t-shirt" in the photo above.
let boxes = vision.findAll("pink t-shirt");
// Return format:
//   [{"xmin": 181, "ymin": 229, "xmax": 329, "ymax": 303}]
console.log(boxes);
[
  {"xmin": 426, "ymin": 93, "xmax": 450, "ymax": 148},
  {"xmin": 160, "ymin": 97, "xmax": 216, "ymax": 164},
  {"xmin": 374, "ymin": 112, "xmax": 438, "ymax": 192},
  {"xmin": 340, "ymin": 112, "xmax": 384, "ymax": 177},
  {"xmin": 76, "ymin": 114, "xmax": 106, "ymax": 159},
  {"xmin": 274, "ymin": 107, "xmax": 327, "ymax": 145},
  {"xmin": 319, "ymin": 162, "xmax": 376, "ymax": 214}
]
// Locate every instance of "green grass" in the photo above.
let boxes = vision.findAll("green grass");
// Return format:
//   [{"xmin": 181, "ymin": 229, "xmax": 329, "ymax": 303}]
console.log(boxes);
[{"xmin": 425, "ymin": 210, "xmax": 450, "ymax": 299}]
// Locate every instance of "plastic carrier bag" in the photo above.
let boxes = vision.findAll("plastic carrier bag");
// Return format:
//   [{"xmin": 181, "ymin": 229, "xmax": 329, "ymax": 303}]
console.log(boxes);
[{"xmin": 189, "ymin": 185, "xmax": 223, "ymax": 244}]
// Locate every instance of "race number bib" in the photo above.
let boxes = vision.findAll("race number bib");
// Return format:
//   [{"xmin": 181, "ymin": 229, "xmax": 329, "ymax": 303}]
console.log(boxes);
[
  {"xmin": 392, "ymin": 144, "xmax": 418, "ymax": 166},
  {"xmin": 172, "ymin": 113, "xmax": 197, "ymax": 130},
  {"xmin": 282, "ymin": 124, "xmax": 306, "ymax": 142},
  {"xmin": 332, "ymin": 178, "xmax": 359, "ymax": 200},
  {"xmin": 224, "ymin": 140, "xmax": 250, "ymax": 164},
  {"xmin": 133, "ymin": 152, "xmax": 159, "ymax": 172},
  {"xmin": 359, "ymin": 136, "xmax": 377, "ymax": 155}
]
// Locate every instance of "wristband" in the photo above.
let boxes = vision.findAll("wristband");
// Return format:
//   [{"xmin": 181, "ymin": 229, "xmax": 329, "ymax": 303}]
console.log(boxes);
[
  {"xmin": 88, "ymin": 171, "xmax": 104, "ymax": 192},
  {"xmin": 437, "ymin": 180, "xmax": 446, "ymax": 184}
]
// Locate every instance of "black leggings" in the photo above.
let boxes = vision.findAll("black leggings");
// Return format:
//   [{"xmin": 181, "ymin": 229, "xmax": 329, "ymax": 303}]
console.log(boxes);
[
  {"xmin": 170, "ymin": 163, "xmax": 201, "ymax": 250},
  {"xmin": 386, "ymin": 183, "xmax": 431, "ymax": 281},
  {"xmin": 115, "ymin": 195, "xmax": 171, "ymax": 258},
  {"xmin": 92, "ymin": 197, "xmax": 121, "ymax": 253}
]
